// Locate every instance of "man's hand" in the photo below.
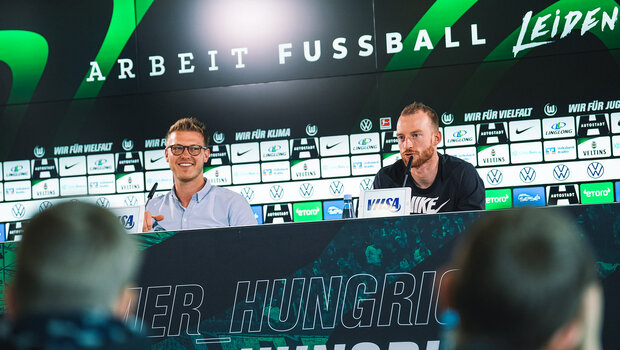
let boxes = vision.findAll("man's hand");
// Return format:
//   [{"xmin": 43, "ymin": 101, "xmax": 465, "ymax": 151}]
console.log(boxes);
[{"xmin": 143, "ymin": 210, "xmax": 165, "ymax": 232}]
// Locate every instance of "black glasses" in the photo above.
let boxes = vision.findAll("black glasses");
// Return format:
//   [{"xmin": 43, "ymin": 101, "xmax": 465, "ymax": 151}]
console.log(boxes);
[{"xmin": 167, "ymin": 144, "xmax": 207, "ymax": 156}]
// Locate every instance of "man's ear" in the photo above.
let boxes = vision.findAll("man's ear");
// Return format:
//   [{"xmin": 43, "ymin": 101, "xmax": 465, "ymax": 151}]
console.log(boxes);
[
  {"xmin": 203, "ymin": 147, "xmax": 210, "ymax": 163},
  {"xmin": 433, "ymin": 129, "xmax": 442, "ymax": 147}
]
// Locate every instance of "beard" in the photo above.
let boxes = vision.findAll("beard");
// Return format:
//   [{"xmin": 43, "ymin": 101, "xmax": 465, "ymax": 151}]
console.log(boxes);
[{"xmin": 403, "ymin": 144, "xmax": 436, "ymax": 168}]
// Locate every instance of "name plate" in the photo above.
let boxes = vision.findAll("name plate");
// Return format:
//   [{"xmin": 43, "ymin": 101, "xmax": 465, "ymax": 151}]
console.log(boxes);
[{"xmin": 358, "ymin": 188, "xmax": 411, "ymax": 218}]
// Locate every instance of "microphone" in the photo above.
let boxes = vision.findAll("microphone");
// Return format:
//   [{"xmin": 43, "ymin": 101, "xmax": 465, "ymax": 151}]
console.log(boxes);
[
  {"xmin": 145, "ymin": 182, "xmax": 158, "ymax": 207},
  {"xmin": 402, "ymin": 156, "xmax": 413, "ymax": 187}
]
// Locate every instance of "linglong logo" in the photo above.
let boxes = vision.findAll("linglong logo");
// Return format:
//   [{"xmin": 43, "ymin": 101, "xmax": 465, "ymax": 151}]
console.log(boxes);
[
  {"xmin": 553, "ymin": 164, "xmax": 570, "ymax": 181},
  {"xmin": 452, "ymin": 130, "xmax": 467, "ymax": 138},
  {"xmin": 586, "ymin": 162, "xmax": 604, "ymax": 179},
  {"xmin": 95, "ymin": 159, "xmax": 107, "ymax": 166},
  {"xmin": 359, "ymin": 178, "xmax": 373, "ymax": 190},
  {"xmin": 268, "ymin": 145, "xmax": 282, "ymax": 152},
  {"xmin": 269, "ymin": 185, "xmax": 284, "ymax": 200},
  {"xmin": 358, "ymin": 138, "xmax": 372, "ymax": 146},
  {"xmin": 10, "ymin": 165, "xmax": 24, "ymax": 173},
  {"xmin": 240, "ymin": 187, "xmax": 255, "ymax": 201},
  {"xmin": 329, "ymin": 181, "xmax": 344, "ymax": 196},
  {"xmin": 551, "ymin": 122, "xmax": 566, "ymax": 130},
  {"xmin": 11, "ymin": 204, "xmax": 26, "ymax": 219},
  {"xmin": 519, "ymin": 167, "xmax": 536, "ymax": 183},
  {"xmin": 486, "ymin": 169, "xmax": 503, "ymax": 185},
  {"xmin": 299, "ymin": 183, "xmax": 314, "ymax": 198}
]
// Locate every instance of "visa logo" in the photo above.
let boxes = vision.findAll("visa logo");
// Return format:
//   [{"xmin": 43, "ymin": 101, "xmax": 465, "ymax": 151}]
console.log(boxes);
[
  {"xmin": 118, "ymin": 215, "xmax": 135, "ymax": 230},
  {"xmin": 367, "ymin": 197, "xmax": 402, "ymax": 212}
]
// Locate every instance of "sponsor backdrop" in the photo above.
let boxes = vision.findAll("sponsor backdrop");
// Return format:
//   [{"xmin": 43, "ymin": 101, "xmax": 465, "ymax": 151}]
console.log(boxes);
[
  {"xmin": 2, "ymin": 0, "xmax": 620, "ymax": 234},
  {"xmin": 1, "ymin": 204, "xmax": 619, "ymax": 349}
]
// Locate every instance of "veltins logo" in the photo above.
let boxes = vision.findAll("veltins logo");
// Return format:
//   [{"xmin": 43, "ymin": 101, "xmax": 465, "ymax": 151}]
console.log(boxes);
[
  {"xmin": 587, "ymin": 162, "xmax": 604, "ymax": 179},
  {"xmin": 486, "ymin": 169, "xmax": 503, "ymax": 186},
  {"xmin": 519, "ymin": 167, "xmax": 536, "ymax": 183},
  {"xmin": 11, "ymin": 204, "xmax": 26, "ymax": 219},
  {"xmin": 329, "ymin": 180, "xmax": 344, "ymax": 196},
  {"xmin": 580, "ymin": 182, "xmax": 614, "ymax": 204},
  {"xmin": 269, "ymin": 185, "xmax": 284, "ymax": 200},
  {"xmin": 553, "ymin": 164, "xmax": 570, "ymax": 181},
  {"xmin": 513, "ymin": 187, "xmax": 545, "ymax": 207},
  {"xmin": 485, "ymin": 189, "xmax": 512, "ymax": 210},
  {"xmin": 293, "ymin": 201, "xmax": 323, "ymax": 222}
]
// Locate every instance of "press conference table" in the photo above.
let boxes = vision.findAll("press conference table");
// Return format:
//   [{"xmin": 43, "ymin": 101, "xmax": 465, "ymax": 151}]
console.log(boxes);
[{"xmin": 129, "ymin": 204, "xmax": 620, "ymax": 350}]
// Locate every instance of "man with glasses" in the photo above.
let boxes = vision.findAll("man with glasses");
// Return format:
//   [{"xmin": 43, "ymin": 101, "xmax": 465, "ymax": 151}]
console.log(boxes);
[{"xmin": 143, "ymin": 118, "xmax": 256, "ymax": 231}]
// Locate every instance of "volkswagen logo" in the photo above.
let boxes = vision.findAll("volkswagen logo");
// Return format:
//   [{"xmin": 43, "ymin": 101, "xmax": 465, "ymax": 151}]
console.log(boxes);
[
  {"xmin": 212, "ymin": 131, "xmax": 225, "ymax": 144},
  {"xmin": 306, "ymin": 124, "xmax": 318, "ymax": 136},
  {"xmin": 124, "ymin": 196, "xmax": 139, "ymax": 207},
  {"xmin": 486, "ymin": 169, "xmax": 503, "ymax": 185},
  {"xmin": 299, "ymin": 183, "xmax": 314, "ymax": 198},
  {"xmin": 39, "ymin": 201, "xmax": 53, "ymax": 212},
  {"xmin": 122, "ymin": 138, "xmax": 134, "ymax": 151},
  {"xmin": 553, "ymin": 164, "xmax": 570, "ymax": 181},
  {"xmin": 359, "ymin": 178, "xmax": 373, "ymax": 190},
  {"xmin": 441, "ymin": 113, "xmax": 454, "ymax": 125},
  {"xmin": 519, "ymin": 167, "xmax": 536, "ymax": 183},
  {"xmin": 269, "ymin": 185, "xmax": 284, "ymax": 200},
  {"xmin": 11, "ymin": 204, "xmax": 26, "ymax": 219},
  {"xmin": 241, "ymin": 187, "xmax": 255, "ymax": 201},
  {"xmin": 96, "ymin": 197, "xmax": 110, "ymax": 208},
  {"xmin": 586, "ymin": 162, "xmax": 604, "ymax": 179},
  {"xmin": 329, "ymin": 180, "xmax": 344, "ymax": 196},
  {"xmin": 360, "ymin": 119, "xmax": 373, "ymax": 132}
]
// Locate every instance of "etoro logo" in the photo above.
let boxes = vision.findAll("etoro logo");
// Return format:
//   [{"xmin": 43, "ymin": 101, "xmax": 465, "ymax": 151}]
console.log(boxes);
[
  {"xmin": 580, "ymin": 182, "xmax": 614, "ymax": 204},
  {"xmin": 293, "ymin": 202, "xmax": 323, "ymax": 222},
  {"xmin": 485, "ymin": 189, "xmax": 512, "ymax": 210}
]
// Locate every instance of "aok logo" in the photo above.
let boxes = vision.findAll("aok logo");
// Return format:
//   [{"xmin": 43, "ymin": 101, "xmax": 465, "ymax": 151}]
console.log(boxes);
[
  {"xmin": 118, "ymin": 215, "xmax": 135, "ymax": 230},
  {"xmin": 367, "ymin": 197, "xmax": 402, "ymax": 212}
]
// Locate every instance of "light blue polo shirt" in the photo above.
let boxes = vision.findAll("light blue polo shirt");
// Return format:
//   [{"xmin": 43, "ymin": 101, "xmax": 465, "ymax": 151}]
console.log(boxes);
[{"xmin": 146, "ymin": 178, "xmax": 256, "ymax": 231}]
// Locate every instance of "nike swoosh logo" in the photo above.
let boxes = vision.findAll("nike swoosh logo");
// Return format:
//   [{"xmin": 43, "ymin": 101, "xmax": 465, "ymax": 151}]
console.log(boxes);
[
  {"xmin": 326, "ymin": 142, "xmax": 342, "ymax": 150},
  {"xmin": 64, "ymin": 163, "xmax": 79, "ymax": 170},
  {"xmin": 515, "ymin": 126, "xmax": 533, "ymax": 134},
  {"xmin": 236, "ymin": 149, "xmax": 251, "ymax": 157},
  {"xmin": 150, "ymin": 156, "xmax": 164, "ymax": 163}
]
